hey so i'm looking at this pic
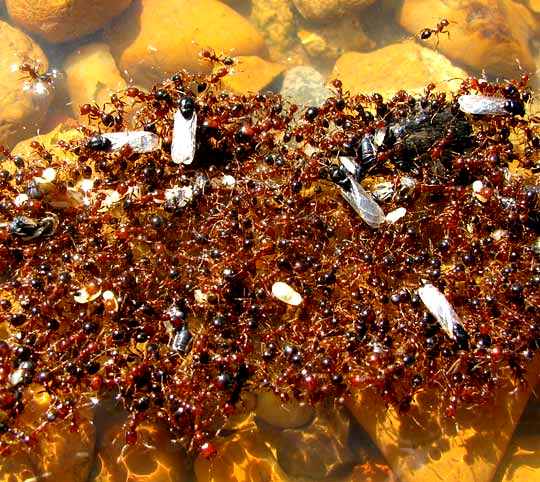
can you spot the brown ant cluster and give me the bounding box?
[0,56,538,458]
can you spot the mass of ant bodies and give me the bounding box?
[0,58,538,458]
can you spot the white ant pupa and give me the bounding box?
[272,281,303,306]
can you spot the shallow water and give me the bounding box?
[0,1,539,481]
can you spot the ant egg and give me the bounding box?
[102,290,118,312]
[272,281,303,306]
[194,289,209,304]
[14,193,29,207]
[385,207,407,223]
[73,281,102,304]
[8,369,25,387]
[220,175,236,187]
[35,167,56,184]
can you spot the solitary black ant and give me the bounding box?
[419,19,450,47]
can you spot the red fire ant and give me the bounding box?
[198,49,235,66]
[16,58,61,97]
[419,19,451,47]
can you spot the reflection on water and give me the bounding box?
[0,1,539,481]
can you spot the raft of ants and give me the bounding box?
[0,52,538,457]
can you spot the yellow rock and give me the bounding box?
[347,357,540,482]
[218,56,285,94]
[6,0,132,43]
[332,40,467,99]
[0,21,53,147]
[13,387,96,482]
[299,17,375,66]
[498,384,540,482]
[261,403,354,479]
[500,446,540,481]
[9,125,87,209]
[12,123,83,161]
[93,420,189,482]
[0,452,37,480]
[529,0,540,13]
[194,414,287,482]
[63,42,127,120]
[250,0,297,62]
[36,408,96,482]
[106,0,267,87]
[399,0,536,79]
[292,0,376,22]
[255,390,314,429]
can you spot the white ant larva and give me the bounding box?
[272,281,303,306]
[171,96,197,165]
[417,283,467,342]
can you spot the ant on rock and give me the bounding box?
[419,19,451,47]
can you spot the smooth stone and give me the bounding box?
[106,0,267,87]
[346,356,540,482]
[530,0,540,13]
[498,383,540,481]
[399,0,536,79]
[260,403,356,479]
[298,17,375,66]
[332,40,467,99]
[280,66,333,107]
[17,387,96,482]
[63,43,127,120]
[0,21,53,147]
[0,452,36,481]
[250,0,297,62]
[11,124,83,163]
[219,56,285,95]
[255,390,315,429]
[292,0,376,22]
[92,420,189,482]
[6,0,132,43]
[194,414,288,482]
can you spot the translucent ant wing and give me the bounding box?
[171,325,192,355]
[338,173,385,228]
[417,283,466,341]
[457,95,507,115]
[171,108,197,165]
[101,131,160,153]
